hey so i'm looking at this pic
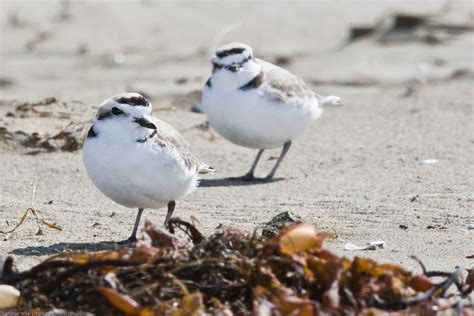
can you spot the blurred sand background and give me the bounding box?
[0,0,473,272]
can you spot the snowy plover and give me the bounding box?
[83,93,213,242]
[201,42,341,181]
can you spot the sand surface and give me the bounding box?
[0,0,473,273]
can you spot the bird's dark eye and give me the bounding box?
[111,107,122,115]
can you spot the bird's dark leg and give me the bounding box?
[264,141,292,181]
[164,201,175,228]
[241,149,264,181]
[120,208,144,244]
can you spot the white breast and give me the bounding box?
[202,83,321,149]
[83,134,198,209]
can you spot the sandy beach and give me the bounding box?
[0,0,473,273]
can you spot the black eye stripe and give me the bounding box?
[212,56,252,73]
[97,107,124,120]
[216,47,246,58]
[214,56,252,73]
[97,111,113,120]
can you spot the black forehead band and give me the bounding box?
[215,47,246,58]
[114,96,149,107]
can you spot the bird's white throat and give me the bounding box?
[211,59,262,91]
[93,116,152,142]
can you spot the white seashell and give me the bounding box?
[344,240,386,251]
[321,95,343,107]
[0,284,20,309]
[420,159,439,165]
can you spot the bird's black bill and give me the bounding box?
[134,116,156,129]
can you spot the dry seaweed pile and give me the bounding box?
[0,97,92,154]
[346,12,474,45]
[1,219,472,315]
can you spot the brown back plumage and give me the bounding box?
[257,59,319,105]
[149,117,201,171]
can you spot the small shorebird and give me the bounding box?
[201,42,341,181]
[83,93,213,242]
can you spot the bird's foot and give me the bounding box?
[228,174,280,182]
[240,173,258,181]
[263,175,275,182]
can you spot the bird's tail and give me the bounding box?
[198,164,215,174]
[317,94,343,107]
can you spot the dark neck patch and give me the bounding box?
[216,47,246,58]
[137,129,157,143]
[238,71,264,91]
[115,95,149,107]
[205,78,212,88]
[134,116,156,130]
[87,125,98,138]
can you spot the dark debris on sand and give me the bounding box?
[1,218,472,315]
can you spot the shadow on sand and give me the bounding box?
[199,177,286,187]
[10,240,122,257]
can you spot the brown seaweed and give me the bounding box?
[1,219,471,315]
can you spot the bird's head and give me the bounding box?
[211,42,254,73]
[208,42,261,90]
[91,93,156,140]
